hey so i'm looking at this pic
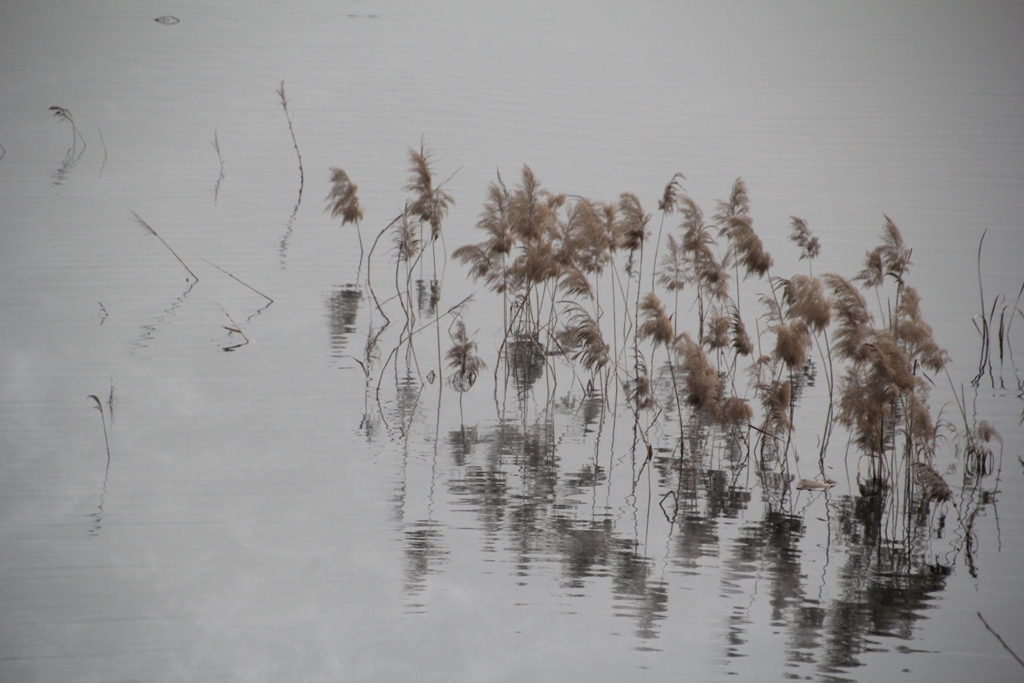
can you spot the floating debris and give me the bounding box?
[796,478,836,491]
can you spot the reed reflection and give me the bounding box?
[326,285,362,360]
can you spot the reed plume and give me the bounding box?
[717,396,753,426]
[892,286,949,373]
[626,361,657,412]
[656,233,687,294]
[788,217,820,266]
[823,274,872,362]
[562,197,611,278]
[446,319,485,422]
[678,193,729,340]
[759,378,793,439]
[674,332,720,413]
[392,209,421,264]
[558,265,593,300]
[447,319,485,392]
[453,176,514,292]
[651,172,685,290]
[614,192,650,262]
[730,306,753,356]
[782,275,832,334]
[561,303,610,373]
[405,144,455,241]
[704,312,731,353]
[326,167,365,271]
[771,321,811,370]
[855,216,912,293]
[720,215,773,280]
[637,293,674,347]
[713,177,750,221]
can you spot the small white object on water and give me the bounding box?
[796,478,836,491]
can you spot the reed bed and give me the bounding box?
[326,149,1001,536]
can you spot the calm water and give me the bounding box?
[1,2,1023,681]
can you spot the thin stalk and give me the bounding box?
[276,81,304,206]
[201,259,273,303]
[132,212,198,282]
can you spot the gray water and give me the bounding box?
[1,1,1023,681]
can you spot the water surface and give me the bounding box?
[1,2,1022,681]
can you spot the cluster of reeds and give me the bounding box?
[329,149,986,519]
[328,143,475,428]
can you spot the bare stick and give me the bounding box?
[201,259,273,303]
[276,81,304,205]
[97,127,107,177]
[216,302,251,346]
[212,128,225,202]
[87,395,111,474]
[131,211,198,282]
[978,612,1024,669]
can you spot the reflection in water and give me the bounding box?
[381,395,993,671]
[506,335,546,398]
[415,278,439,318]
[326,285,362,360]
[402,520,448,610]
[134,278,197,351]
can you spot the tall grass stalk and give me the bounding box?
[132,212,198,282]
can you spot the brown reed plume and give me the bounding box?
[782,275,832,334]
[392,209,421,264]
[677,193,729,342]
[717,396,753,426]
[560,303,610,374]
[453,174,514,296]
[637,293,674,348]
[446,319,486,421]
[447,319,485,389]
[326,167,365,270]
[822,274,872,362]
[651,172,685,290]
[615,192,650,267]
[855,216,913,320]
[729,306,753,357]
[771,321,812,370]
[758,377,793,445]
[788,217,821,268]
[405,143,455,242]
[720,215,773,281]
[673,332,720,413]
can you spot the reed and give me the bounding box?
[326,167,365,276]
[132,212,198,282]
[788,217,820,271]
[212,129,225,202]
[446,319,486,421]
[343,150,990,534]
[49,106,85,157]
[276,81,304,204]
[87,395,111,475]
[651,172,685,291]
